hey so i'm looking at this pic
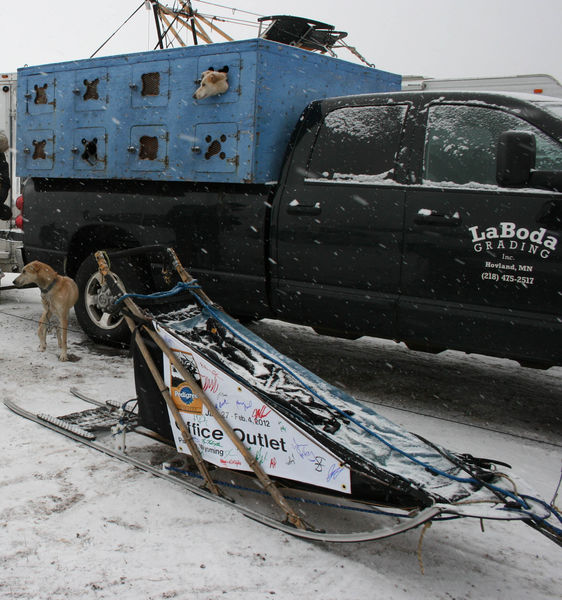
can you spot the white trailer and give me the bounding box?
[0,72,23,273]
[402,73,562,98]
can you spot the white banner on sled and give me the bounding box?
[156,325,351,494]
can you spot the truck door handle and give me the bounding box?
[415,208,461,226]
[287,201,321,215]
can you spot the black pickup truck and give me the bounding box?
[21,91,562,367]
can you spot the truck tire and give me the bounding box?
[74,254,149,346]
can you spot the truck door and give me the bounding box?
[400,101,562,363]
[273,102,410,338]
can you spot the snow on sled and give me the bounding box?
[7,247,561,545]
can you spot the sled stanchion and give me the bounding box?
[166,247,214,305]
[94,252,222,498]
[94,250,310,531]
[130,325,223,497]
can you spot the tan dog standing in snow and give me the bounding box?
[193,67,229,100]
[14,261,79,361]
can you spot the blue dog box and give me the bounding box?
[16,39,401,183]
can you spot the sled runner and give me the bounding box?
[5,247,561,545]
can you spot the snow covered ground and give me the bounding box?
[1,273,560,600]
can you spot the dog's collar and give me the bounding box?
[40,276,58,295]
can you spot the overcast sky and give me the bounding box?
[2,0,561,83]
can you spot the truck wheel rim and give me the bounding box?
[83,270,125,331]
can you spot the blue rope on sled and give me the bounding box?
[118,280,562,532]
[114,281,201,305]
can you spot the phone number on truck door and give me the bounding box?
[481,272,535,285]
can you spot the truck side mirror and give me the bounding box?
[496,130,536,187]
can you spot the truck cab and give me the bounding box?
[273,91,562,366]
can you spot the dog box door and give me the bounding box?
[22,129,54,170]
[131,61,170,108]
[73,68,109,112]
[25,74,56,115]
[72,127,106,171]
[192,123,239,174]
[128,125,169,172]
[195,53,241,104]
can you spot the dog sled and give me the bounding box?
[6,247,562,545]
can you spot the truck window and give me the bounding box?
[308,105,408,179]
[423,104,562,185]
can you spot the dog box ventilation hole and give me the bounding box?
[141,72,160,97]
[139,136,158,160]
